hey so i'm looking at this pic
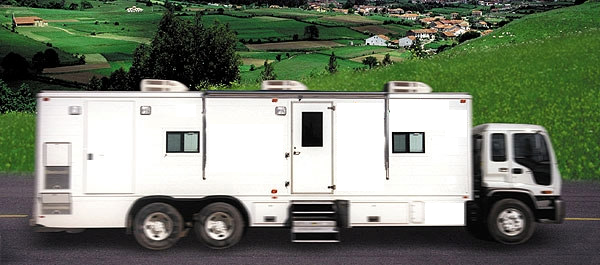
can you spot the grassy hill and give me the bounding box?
[243,2,600,180]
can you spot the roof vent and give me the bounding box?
[261,80,307,90]
[140,79,189,92]
[384,81,432,93]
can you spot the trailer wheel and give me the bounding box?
[194,202,244,249]
[487,199,535,245]
[133,202,183,250]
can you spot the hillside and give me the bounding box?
[283,2,599,180]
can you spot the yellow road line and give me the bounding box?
[565,217,600,221]
[0,214,28,218]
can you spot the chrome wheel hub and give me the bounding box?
[497,208,524,236]
[143,212,173,241]
[205,212,233,241]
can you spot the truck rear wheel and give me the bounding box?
[487,199,535,245]
[133,202,184,250]
[194,202,244,249]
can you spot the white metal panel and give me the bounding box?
[292,102,333,194]
[45,143,70,166]
[85,101,134,194]
[334,101,385,193]
[424,202,465,225]
[253,202,288,225]
[351,202,409,225]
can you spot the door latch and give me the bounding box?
[328,185,336,190]
[293,151,301,155]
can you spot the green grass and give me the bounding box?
[0,27,77,65]
[0,112,36,174]
[240,53,364,84]
[316,46,393,59]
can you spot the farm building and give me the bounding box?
[365,35,390,46]
[399,13,419,21]
[12,16,47,27]
[408,29,437,40]
[127,6,143,12]
[398,36,416,48]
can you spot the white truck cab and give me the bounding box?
[469,124,565,244]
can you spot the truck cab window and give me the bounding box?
[491,133,506,162]
[513,133,551,185]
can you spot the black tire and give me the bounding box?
[194,202,244,249]
[133,202,184,250]
[487,199,535,245]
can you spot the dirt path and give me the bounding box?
[43,62,111,74]
[91,33,151,44]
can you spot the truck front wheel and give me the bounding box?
[487,199,535,245]
[194,202,244,249]
[133,202,184,250]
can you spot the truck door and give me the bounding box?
[485,132,512,185]
[512,133,552,186]
[85,101,135,193]
[291,102,333,193]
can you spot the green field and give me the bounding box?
[0,112,35,174]
[0,27,77,64]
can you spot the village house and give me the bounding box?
[388,8,404,15]
[332,8,349,14]
[399,13,419,21]
[269,5,281,9]
[472,10,483,17]
[398,36,416,48]
[450,12,459,19]
[126,6,143,12]
[408,28,437,40]
[12,16,47,27]
[365,34,390,47]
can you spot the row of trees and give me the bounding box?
[1,49,62,80]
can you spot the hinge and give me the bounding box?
[327,106,336,111]
[328,185,336,190]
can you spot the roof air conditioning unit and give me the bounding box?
[261,80,307,91]
[140,79,189,92]
[384,81,432,93]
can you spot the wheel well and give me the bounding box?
[126,196,250,234]
[487,191,537,221]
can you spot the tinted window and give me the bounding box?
[392,132,425,153]
[491,133,506,162]
[514,133,551,185]
[302,112,323,147]
[167,132,199,153]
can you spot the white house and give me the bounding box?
[127,6,143,12]
[365,34,390,46]
[398,36,415,48]
[408,29,437,40]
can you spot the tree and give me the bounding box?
[87,76,102,91]
[128,11,241,90]
[68,2,78,10]
[0,81,35,113]
[32,51,46,73]
[304,25,319,40]
[43,48,60,67]
[458,31,481,43]
[260,60,276,81]
[327,52,338,73]
[382,53,392,66]
[1,52,29,80]
[409,38,427,59]
[80,0,93,9]
[109,67,129,90]
[293,34,299,41]
[276,54,282,62]
[362,56,378,69]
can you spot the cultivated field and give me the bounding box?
[245,40,344,51]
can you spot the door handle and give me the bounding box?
[293,151,301,155]
[512,168,523,174]
[499,168,508,172]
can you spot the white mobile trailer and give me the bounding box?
[32,81,564,250]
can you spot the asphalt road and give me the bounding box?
[1,176,599,265]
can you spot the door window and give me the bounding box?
[302,112,323,147]
[491,133,506,162]
[513,133,552,185]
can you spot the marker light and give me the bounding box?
[68,106,82,115]
[140,106,152,115]
[541,190,553,194]
[272,98,278,103]
[271,189,277,194]
[275,106,287,116]
[460,99,466,103]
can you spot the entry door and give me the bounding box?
[85,101,134,193]
[292,102,333,193]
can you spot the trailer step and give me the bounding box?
[290,200,340,243]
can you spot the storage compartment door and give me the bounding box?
[85,101,134,194]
